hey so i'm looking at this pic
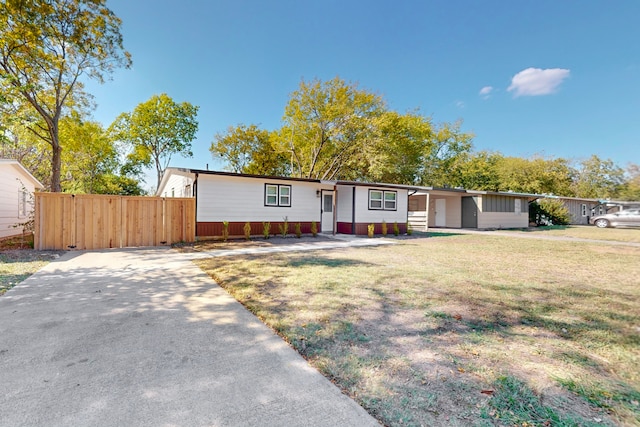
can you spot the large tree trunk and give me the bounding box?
[49,121,62,192]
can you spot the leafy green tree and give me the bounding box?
[0,0,131,191]
[572,155,624,199]
[421,120,474,187]
[494,155,574,195]
[281,76,385,180]
[450,151,503,191]
[359,110,431,185]
[110,93,199,190]
[211,124,288,175]
[616,163,640,201]
[59,113,143,194]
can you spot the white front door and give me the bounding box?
[435,199,446,227]
[321,191,334,233]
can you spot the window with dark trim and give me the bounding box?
[265,184,291,207]
[369,189,397,211]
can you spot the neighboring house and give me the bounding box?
[409,188,535,230]
[157,168,411,237]
[540,196,602,225]
[0,159,44,239]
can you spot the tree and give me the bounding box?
[110,94,199,190]
[420,120,474,187]
[572,155,624,199]
[616,163,640,201]
[452,151,503,191]
[360,110,432,185]
[0,0,131,191]
[281,77,385,180]
[211,124,288,175]
[494,155,574,195]
[59,112,143,194]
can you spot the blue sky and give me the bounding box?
[84,0,640,187]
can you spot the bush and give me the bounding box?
[381,221,387,236]
[221,221,229,242]
[295,222,302,238]
[393,221,399,236]
[530,199,570,226]
[310,221,318,237]
[262,222,271,239]
[406,222,413,236]
[367,223,375,238]
[279,216,289,238]
[243,222,251,240]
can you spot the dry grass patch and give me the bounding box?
[503,225,640,243]
[195,234,640,426]
[0,250,62,295]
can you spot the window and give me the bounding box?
[265,184,291,207]
[369,190,383,209]
[18,189,27,217]
[581,204,587,217]
[384,191,397,210]
[171,188,175,197]
[369,189,397,211]
[185,184,191,196]
[323,194,333,213]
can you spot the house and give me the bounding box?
[538,195,603,225]
[156,168,410,237]
[408,188,535,230]
[0,159,44,239]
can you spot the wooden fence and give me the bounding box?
[34,193,195,250]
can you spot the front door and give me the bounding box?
[461,196,478,228]
[435,199,446,227]
[321,191,334,233]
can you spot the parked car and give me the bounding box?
[590,209,640,228]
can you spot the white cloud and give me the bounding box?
[455,100,465,109]
[507,67,570,97]
[479,86,493,99]
[479,86,493,96]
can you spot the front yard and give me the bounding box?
[195,233,640,426]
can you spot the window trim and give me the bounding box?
[581,203,587,217]
[369,189,397,211]
[264,183,292,207]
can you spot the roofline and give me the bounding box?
[0,159,44,189]
[187,169,324,184]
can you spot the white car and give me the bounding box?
[590,208,640,228]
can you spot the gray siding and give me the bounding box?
[482,195,529,213]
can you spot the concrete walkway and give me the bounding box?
[0,248,379,427]
[180,234,396,259]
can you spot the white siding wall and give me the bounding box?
[197,174,332,222]
[353,186,408,224]
[161,174,194,198]
[0,166,37,239]
[477,212,528,229]
[336,185,354,223]
[427,197,462,228]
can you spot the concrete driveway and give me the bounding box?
[0,248,379,427]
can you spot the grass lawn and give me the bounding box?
[501,225,640,243]
[195,234,640,426]
[1,235,61,296]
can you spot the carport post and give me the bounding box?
[425,192,430,232]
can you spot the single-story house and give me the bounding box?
[0,159,44,239]
[538,195,602,225]
[157,168,411,237]
[408,188,536,230]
